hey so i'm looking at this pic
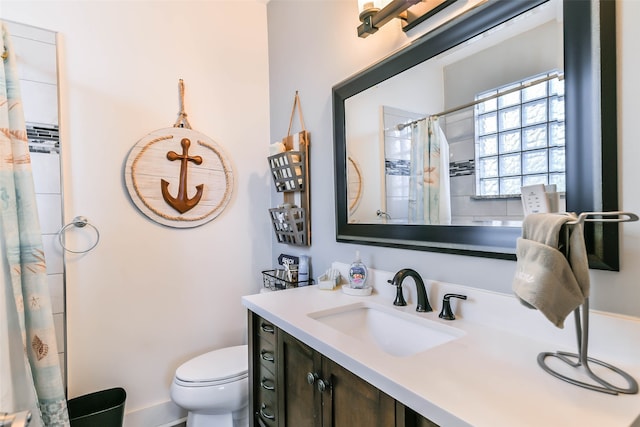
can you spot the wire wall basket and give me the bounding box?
[268,207,307,246]
[262,269,313,291]
[268,150,306,192]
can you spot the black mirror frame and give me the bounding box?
[333,0,619,270]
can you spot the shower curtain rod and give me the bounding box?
[396,72,563,130]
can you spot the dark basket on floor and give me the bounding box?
[68,387,126,427]
[262,269,313,291]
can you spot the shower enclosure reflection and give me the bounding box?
[346,0,564,225]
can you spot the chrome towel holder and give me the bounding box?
[537,211,639,395]
[57,216,100,254]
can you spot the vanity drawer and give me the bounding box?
[258,318,276,339]
[258,337,277,374]
[255,382,278,427]
[257,373,277,394]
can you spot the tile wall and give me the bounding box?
[380,104,534,225]
[382,105,425,221]
[444,108,526,224]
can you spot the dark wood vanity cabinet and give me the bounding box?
[279,330,397,427]
[319,352,397,426]
[278,330,322,426]
[248,311,438,427]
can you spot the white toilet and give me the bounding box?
[170,344,249,427]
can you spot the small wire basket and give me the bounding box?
[262,269,313,291]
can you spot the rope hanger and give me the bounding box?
[174,79,192,129]
[287,90,306,136]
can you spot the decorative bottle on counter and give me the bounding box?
[298,255,310,285]
[348,251,367,289]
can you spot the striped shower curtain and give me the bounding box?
[408,117,452,224]
[425,117,451,225]
[0,23,69,426]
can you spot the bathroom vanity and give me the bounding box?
[249,311,434,427]
[243,264,640,427]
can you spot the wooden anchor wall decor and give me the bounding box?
[161,137,204,213]
[124,80,234,228]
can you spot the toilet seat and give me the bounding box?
[175,345,248,387]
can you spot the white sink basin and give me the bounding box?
[308,302,464,357]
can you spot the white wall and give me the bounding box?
[267,0,640,319]
[443,20,562,109]
[1,0,272,423]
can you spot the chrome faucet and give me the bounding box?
[387,268,432,312]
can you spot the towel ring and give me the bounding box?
[57,216,100,254]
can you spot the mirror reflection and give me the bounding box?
[346,0,564,225]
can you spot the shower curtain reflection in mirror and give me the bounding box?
[425,117,451,224]
[383,106,451,224]
[0,23,69,426]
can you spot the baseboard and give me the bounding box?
[123,399,186,427]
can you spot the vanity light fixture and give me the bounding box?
[357,0,458,38]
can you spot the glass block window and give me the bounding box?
[475,72,565,196]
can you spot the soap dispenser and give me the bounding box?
[348,251,368,289]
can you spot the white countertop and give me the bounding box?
[243,263,640,427]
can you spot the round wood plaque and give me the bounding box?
[124,127,234,228]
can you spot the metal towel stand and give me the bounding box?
[537,211,639,395]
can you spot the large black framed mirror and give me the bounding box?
[333,0,619,270]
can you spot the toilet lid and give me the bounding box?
[175,344,248,384]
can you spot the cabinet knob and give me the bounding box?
[306,372,318,385]
[317,378,331,393]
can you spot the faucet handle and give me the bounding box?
[438,293,467,320]
[387,279,407,306]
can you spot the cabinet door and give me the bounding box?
[278,331,322,427]
[321,357,396,427]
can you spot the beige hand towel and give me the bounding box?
[512,213,590,328]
